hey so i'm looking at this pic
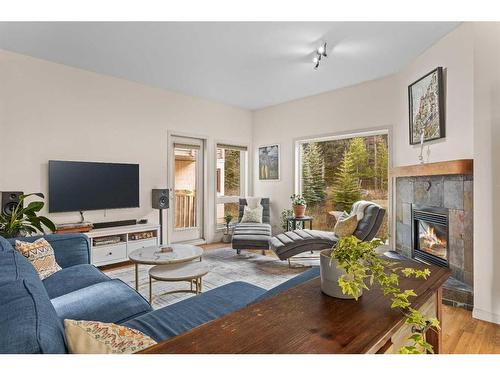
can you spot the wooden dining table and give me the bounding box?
[140,257,450,354]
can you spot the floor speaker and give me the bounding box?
[152,189,169,209]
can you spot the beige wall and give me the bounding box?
[393,23,474,166]
[472,22,500,324]
[0,49,253,243]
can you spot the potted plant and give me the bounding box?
[0,193,56,238]
[322,235,440,354]
[290,194,307,218]
[222,213,234,243]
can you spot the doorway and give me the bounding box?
[168,135,205,244]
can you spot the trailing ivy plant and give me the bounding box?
[330,236,440,354]
[0,193,56,238]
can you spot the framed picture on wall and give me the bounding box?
[258,144,280,181]
[408,67,445,145]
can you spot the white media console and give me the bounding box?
[84,223,160,267]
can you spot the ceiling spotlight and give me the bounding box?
[313,56,320,69]
[312,42,328,70]
[317,42,327,57]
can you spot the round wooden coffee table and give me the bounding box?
[128,244,203,292]
[148,262,210,302]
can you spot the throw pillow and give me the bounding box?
[15,238,62,280]
[245,196,262,209]
[241,205,263,223]
[64,319,157,354]
[333,212,358,238]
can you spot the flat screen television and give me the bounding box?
[48,160,139,213]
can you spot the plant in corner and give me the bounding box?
[0,193,56,238]
[221,213,234,243]
[290,194,307,218]
[324,236,440,354]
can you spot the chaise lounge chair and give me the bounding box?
[269,201,385,261]
[232,198,271,255]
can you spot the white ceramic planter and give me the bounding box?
[320,249,361,299]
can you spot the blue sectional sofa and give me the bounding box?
[0,233,319,353]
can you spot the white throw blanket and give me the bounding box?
[351,200,378,221]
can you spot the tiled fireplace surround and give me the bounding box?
[395,173,473,309]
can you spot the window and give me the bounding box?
[216,143,248,229]
[295,132,389,237]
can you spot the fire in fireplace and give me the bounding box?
[412,205,449,268]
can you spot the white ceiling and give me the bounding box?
[0,22,459,110]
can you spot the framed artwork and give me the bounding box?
[258,144,280,181]
[408,67,445,145]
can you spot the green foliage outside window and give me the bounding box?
[332,149,362,211]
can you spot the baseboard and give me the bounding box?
[472,307,500,324]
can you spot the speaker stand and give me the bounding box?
[158,208,164,245]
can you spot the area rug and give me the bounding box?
[104,247,319,310]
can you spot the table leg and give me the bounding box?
[199,277,203,293]
[310,220,313,230]
[135,263,139,291]
[190,279,193,292]
[149,276,152,304]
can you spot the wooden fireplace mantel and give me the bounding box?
[390,159,473,178]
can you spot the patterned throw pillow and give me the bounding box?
[241,205,263,223]
[64,319,157,354]
[333,212,358,238]
[15,238,62,280]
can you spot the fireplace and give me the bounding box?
[412,205,449,268]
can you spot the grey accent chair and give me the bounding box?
[231,198,271,255]
[270,202,386,261]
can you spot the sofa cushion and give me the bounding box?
[0,235,14,252]
[8,234,90,268]
[0,279,67,353]
[254,267,320,302]
[51,279,152,324]
[0,249,41,286]
[15,238,62,280]
[124,281,265,342]
[43,264,111,299]
[64,319,156,354]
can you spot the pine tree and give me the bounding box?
[301,143,326,206]
[347,137,372,186]
[332,150,362,211]
[374,138,388,192]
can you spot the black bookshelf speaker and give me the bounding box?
[1,191,23,215]
[152,189,169,209]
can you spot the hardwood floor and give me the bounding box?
[442,305,500,353]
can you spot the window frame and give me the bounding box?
[214,142,249,231]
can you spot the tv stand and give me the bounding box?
[85,223,160,267]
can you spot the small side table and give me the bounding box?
[286,216,314,231]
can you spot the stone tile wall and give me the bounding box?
[395,175,473,286]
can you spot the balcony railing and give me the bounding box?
[175,189,196,229]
